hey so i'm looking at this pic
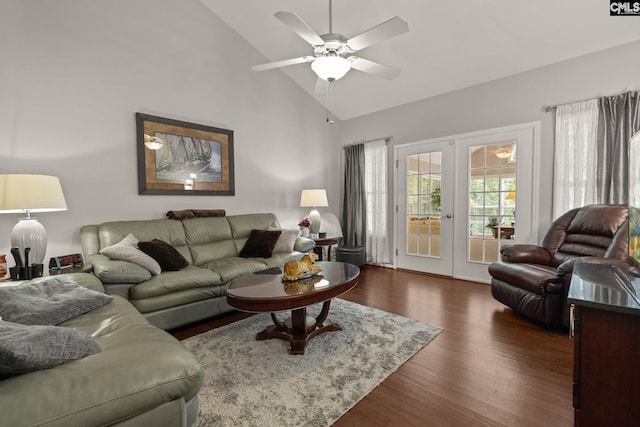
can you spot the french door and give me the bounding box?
[396,140,455,276]
[395,123,539,282]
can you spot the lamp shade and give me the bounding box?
[0,174,67,266]
[300,189,328,208]
[311,56,351,81]
[0,174,68,213]
[300,189,328,235]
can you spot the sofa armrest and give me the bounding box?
[87,254,151,284]
[27,272,106,293]
[294,236,316,253]
[500,244,552,265]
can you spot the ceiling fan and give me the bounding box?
[251,0,409,85]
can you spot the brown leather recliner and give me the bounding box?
[489,204,629,328]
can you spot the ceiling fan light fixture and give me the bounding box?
[311,56,351,81]
[495,148,512,159]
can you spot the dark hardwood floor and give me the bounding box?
[171,265,574,427]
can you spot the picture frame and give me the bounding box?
[136,113,234,196]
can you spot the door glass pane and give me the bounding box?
[406,151,442,257]
[468,141,517,263]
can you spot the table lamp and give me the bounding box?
[300,189,328,236]
[0,174,68,265]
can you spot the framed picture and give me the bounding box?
[136,113,234,196]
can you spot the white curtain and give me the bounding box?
[364,140,390,264]
[553,99,599,219]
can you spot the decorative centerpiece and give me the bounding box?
[282,253,323,282]
[298,217,311,237]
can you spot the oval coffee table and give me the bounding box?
[225,261,360,355]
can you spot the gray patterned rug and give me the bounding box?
[182,298,442,426]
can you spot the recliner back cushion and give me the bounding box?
[550,204,628,267]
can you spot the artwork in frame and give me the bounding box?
[136,113,234,196]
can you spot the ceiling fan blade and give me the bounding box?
[251,56,315,72]
[346,16,409,52]
[275,11,325,46]
[349,57,400,80]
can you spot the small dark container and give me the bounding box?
[9,263,44,280]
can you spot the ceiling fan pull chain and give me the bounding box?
[326,82,334,125]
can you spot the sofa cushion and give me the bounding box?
[0,276,113,325]
[182,216,233,245]
[239,229,281,258]
[90,254,153,284]
[200,257,268,282]
[100,233,162,275]
[227,213,281,253]
[138,239,189,271]
[0,320,101,379]
[129,265,222,300]
[271,229,300,253]
[130,286,224,314]
[99,219,188,248]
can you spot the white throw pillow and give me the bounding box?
[99,233,161,275]
[271,229,300,253]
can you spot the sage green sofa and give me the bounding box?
[0,273,203,427]
[80,213,314,330]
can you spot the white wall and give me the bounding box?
[0,0,342,263]
[341,40,640,246]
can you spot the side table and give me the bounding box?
[313,237,341,261]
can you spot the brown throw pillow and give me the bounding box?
[138,239,189,271]
[239,229,281,258]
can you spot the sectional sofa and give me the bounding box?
[81,213,315,330]
[0,273,203,427]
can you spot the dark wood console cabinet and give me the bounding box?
[569,262,640,427]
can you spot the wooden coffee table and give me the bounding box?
[225,261,359,355]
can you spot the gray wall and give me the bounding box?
[0,0,342,261]
[1,0,639,270]
[341,40,640,248]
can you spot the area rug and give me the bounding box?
[182,299,442,426]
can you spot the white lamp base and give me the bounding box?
[11,217,47,265]
[308,208,322,235]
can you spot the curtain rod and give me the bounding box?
[343,136,392,148]
[542,89,638,113]
[542,96,595,113]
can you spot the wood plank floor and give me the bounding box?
[171,265,574,427]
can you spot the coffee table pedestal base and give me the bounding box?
[256,300,340,355]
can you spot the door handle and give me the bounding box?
[446,214,452,218]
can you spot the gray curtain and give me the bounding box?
[342,144,366,247]
[597,91,640,204]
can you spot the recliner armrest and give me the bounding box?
[558,256,633,277]
[500,244,552,265]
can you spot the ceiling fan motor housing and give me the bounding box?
[314,33,353,57]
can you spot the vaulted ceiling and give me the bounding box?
[201,0,640,120]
